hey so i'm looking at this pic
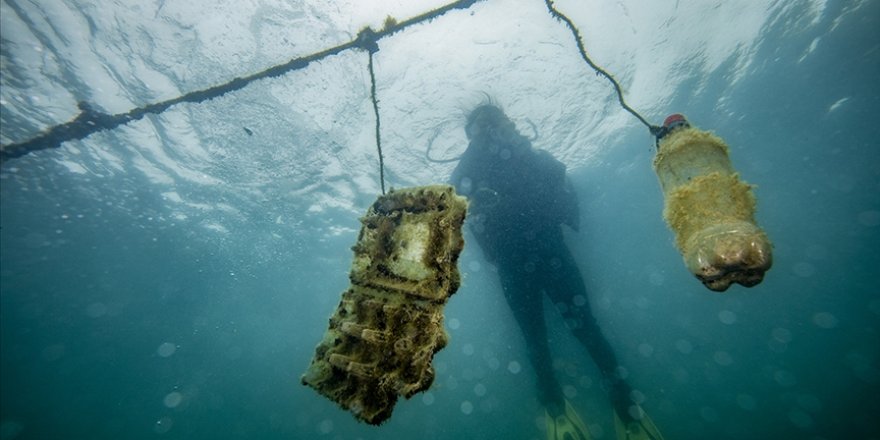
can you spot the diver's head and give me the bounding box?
[465,104,516,141]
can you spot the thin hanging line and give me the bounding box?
[425,126,463,163]
[367,48,386,195]
[0,0,482,165]
[543,0,660,134]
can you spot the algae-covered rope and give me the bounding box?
[0,0,481,165]
[543,0,661,135]
[360,28,386,196]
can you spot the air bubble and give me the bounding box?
[857,210,880,227]
[459,177,473,194]
[788,409,813,429]
[507,361,522,374]
[157,342,177,357]
[226,346,242,360]
[41,344,65,362]
[578,376,593,388]
[628,405,646,420]
[675,339,693,354]
[317,419,333,434]
[673,368,690,384]
[462,343,474,356]
[86,302,107,318]
[460,401,474,415]
[768,328,791,353]
[771,328,792,343]
[792,262,815,278]
[774,369,797,387]
[154,417,173,434]
[718,310,737,325]
[163,392,183,408]
[422,392,435,406]
[486,357,500,370]
[699,406,719,422]
[713,351,733,366]
[736,394,757,411]
[473,383,487,397]
[812,312,838,329]
[796,394,822,413]
[0,420,23,438]
[629,389,646,404]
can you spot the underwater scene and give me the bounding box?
[1,1,878,439]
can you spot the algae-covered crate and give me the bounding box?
[301,185,468,425]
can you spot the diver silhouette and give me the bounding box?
[450,104,663,440]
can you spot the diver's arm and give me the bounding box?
[534,150,580,231]
[449,149,498,263]
[467,219,498,263]
[449,147,475,195]
[561,176,580,232]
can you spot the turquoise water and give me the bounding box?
[1,1,878,439]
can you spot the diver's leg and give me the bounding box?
[544,247,636,420]
[496,261,563,409]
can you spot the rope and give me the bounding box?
[543,0,661,135]
[0,0,481,165]
[425,124,463,163]
[362,29,386,195]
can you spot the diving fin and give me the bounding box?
[613,407,665,440]
[546,399,592,440]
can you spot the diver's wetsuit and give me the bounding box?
[450,105,633,417]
